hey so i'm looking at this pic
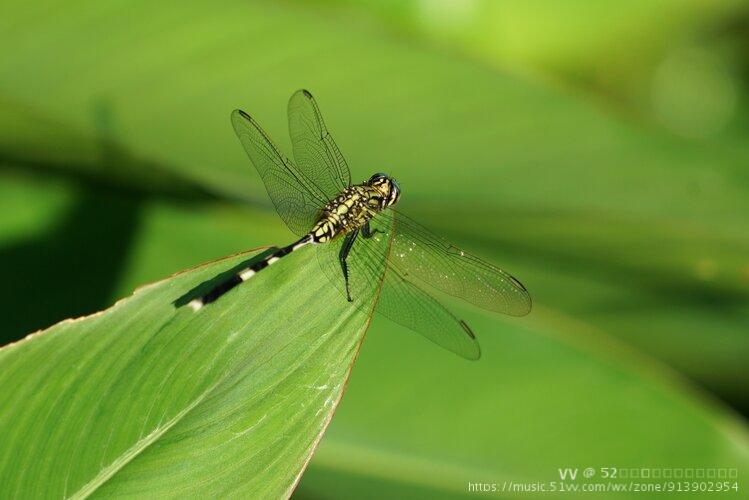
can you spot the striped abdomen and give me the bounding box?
[189,235,312,310]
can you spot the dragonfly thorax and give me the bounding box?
[310,177,397,243]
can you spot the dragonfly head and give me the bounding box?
[367,173,401,208]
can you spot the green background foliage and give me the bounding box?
[1,0,748,498]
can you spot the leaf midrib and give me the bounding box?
[68,380,217,499]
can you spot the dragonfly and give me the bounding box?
[189,90,531,360]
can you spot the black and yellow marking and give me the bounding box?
[189,235,312,310]
[309,185,382,243]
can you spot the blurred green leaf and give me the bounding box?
[297,310,749,499]
[327,0,749,138]
[0,247,375,498]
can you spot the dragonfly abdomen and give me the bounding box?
[189,235,312,310]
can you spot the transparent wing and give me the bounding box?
[231,109,329,236]
[288,89,351,198]
[377,268,481,360]
[382,210,532,316]
[315,215,480,360]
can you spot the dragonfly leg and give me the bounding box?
[361,221,383,239]
[339,229,359,301]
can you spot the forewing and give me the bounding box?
[288,89,351,198]
[383,210,532,316]
[231,109,328,236]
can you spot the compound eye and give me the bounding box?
[369,172,388,183]
[389,186,400,206]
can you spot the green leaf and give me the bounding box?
[0,247,375,498]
